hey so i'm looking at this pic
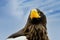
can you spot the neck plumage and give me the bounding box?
[23,24,49,40]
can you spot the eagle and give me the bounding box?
[7,8,49,40]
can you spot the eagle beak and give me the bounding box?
[30,9,41,19]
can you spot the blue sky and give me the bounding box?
[0,0,60,40]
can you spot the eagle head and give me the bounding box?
[28,9,47,27]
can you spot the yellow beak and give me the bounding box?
[30,9,41,19]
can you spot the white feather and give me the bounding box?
[7,36,28,40]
